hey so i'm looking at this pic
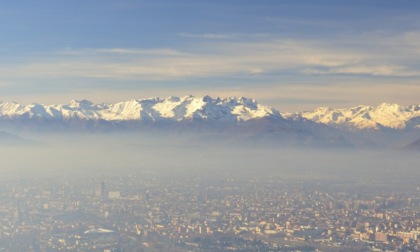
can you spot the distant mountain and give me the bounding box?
[0,96,418,148]
[2,97,418,130]
[403,138,420,151]
[0,96,282,123]
[294,103,420,130]
[0,131,37,146]
[0,96,351,147]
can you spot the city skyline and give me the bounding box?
[1,1,420,111]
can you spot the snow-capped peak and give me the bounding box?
[0,96,282,123]
[0,98,418,131]
[298,103,420,130]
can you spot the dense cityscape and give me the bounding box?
[0,171,419,252]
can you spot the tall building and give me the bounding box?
[96,181,107,200]
[199,177,208,203]
[14,201,23,223]
[145,190,150,201]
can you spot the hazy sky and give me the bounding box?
[1,0,420,111]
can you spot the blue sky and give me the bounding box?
[1,0,420,111]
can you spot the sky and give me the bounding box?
[1,0,420,111]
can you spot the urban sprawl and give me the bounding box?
[0,173,419,251]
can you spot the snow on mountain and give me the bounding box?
[0,101,51,119]
[0,96,283,123]
[297,103,420,130]
[1,97,418,132]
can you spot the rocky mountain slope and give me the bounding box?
[1,96,418,131]
[0,96,418,148]
[0,95,282,123]
[293,103,420,130]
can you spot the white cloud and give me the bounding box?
[3,30,420,82]
[1,30,420,111]
[59,48,188,56]
[177,33,239,39]
[0,42,369,80]
[304,65,418,77]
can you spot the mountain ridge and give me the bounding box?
[0,95,282,123]
[1,96,419,149]
[295,103,420,130]
[0,96,419,131]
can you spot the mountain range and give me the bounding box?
[294,103,420,131]
[0,96,280,123]
[0,96,418,149]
